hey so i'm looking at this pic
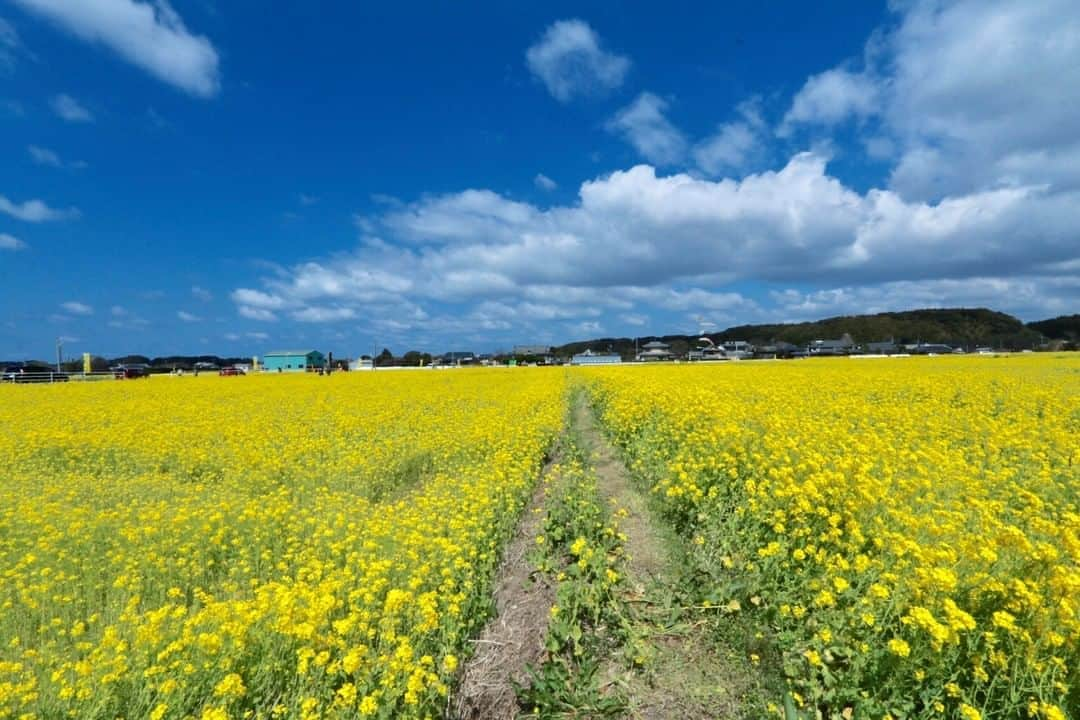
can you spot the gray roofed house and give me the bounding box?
[808,334,855,356]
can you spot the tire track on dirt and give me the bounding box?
[451,452,558,720]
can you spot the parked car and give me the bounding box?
[112,363,152,379]
[218,366,242,376]
[2,362,69,383]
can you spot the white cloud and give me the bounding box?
[27,144,76,168]
[620,313,647,326]
[694,99,768,175]
[782,0,1080,201]
[28,145,61,166]
[233,150,1080,337]
[534,173,558,191]
[770,276,1080,324]
[107,305,149,328]
[191,285,212,301]
[246,331,269,340]
[780,68,880,134]
[61,300,92,315]
[695,123,757,175]
[607,92,688,166]
[291,306,357,323]
[11,0,220,97]
[177,310,200,322]
[525,19,629,102]
[238,306,277,322]
[50,93,92,122]
[1,16,23,71]
[0,232,25,250]
[231,288,285,309]
[0,194,79,222]
[382,189,539,246]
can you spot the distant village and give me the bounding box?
[6,308,1075,380]
[174,336,1024,376]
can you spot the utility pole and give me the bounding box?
[55,337,63,372]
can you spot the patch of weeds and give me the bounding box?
[515,438,628,718]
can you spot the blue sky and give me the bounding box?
[2,1,1078,359]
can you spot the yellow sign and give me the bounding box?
[83,352,91,374]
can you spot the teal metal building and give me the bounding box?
[262,350,326,373]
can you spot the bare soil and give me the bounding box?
[450,460,555,720]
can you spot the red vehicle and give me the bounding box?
[219,366,241,376]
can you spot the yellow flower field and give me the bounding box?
[585,355,1079,719]
[0,371,564,719]
[2,356,1077,719]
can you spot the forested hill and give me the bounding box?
[714,308,1039,347]
[555,308,1065,358]
[1026,314,1080,342]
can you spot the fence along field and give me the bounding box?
[585,355,1078,720]
[0,372,564,719]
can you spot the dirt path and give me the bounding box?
[572,397,666,589]
[451,455,556,720]
[454,392,755,719]
[573,392,753,720]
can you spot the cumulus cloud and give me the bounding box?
[782,0,1080,201]
[177,310,200,322]
[231,149,1080,338]
[606,92,688,166]
[11,0,220,97]
[61,300,92,315]
[779,68,880,134]
[0,194,79,221]
[526,19,629,102]
[50,93,92,122]
[0,232,25,250]
[694,98,768,175]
